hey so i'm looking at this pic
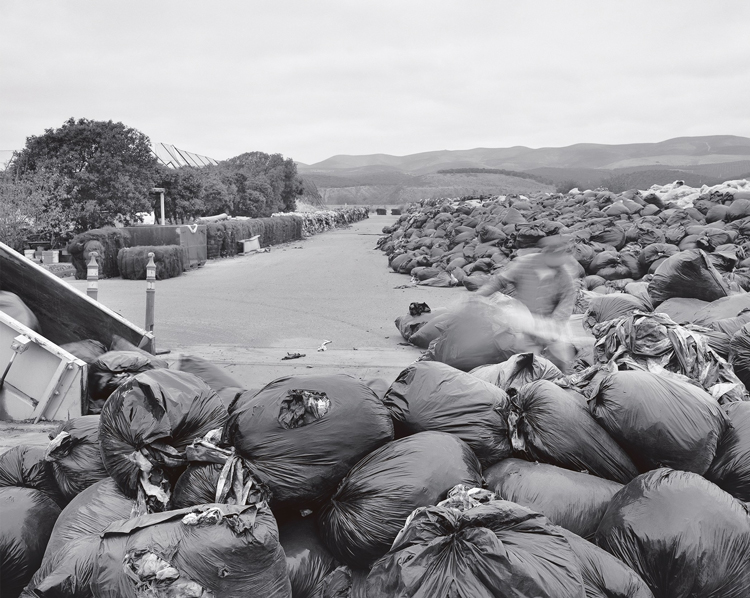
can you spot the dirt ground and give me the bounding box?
[3,215,470,450]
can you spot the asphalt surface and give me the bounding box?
[66,215,464,390]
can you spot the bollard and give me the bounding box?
[145,252,156,336]
[86,252,99,300]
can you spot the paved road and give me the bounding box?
[67,215,463,391]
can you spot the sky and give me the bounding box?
[1,0,749,165]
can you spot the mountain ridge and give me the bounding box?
[299,135,750,175]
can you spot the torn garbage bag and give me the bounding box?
[317,431,483,568]
[508,380,638,483]
[45,415,108,501]
[98,369,228,511]
[596,468,750,598]
[90,503,291,598]
[365,488,587,598]
[706,401,750,502]
[383,362,511,468]
[470,352,562,391]
[223,374,393,508]
[0,487,61,598]
[484,458,622,540]
[589,371,728,475]
[582,311,746,404]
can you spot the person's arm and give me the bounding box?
[477,263,517,297]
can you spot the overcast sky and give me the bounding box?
[1,0,749,165]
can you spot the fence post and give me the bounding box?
[86,252,99,301]
[145,252,156,338]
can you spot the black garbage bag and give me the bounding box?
[365,489,587,598]
[589,371,728,475]
[706,308,750,336]
[20,534,99,598]
[596,468,750,598]
[317,431,483,568]
[43,478,137,563]
[59,339,107,364]
[647,249,728,306]
[90,503,291,598]
[470,352,562,392]
[0,445,64,507]
[638,242,678,272]
[383,362,511,468]
[651,297,707,323]
[422,296,532,372]
[692,292,750,326]
[279,516,338,598]
[394,308,448,344]
[223,374,393,508]
[584,293,650,329]
[407,310,452,349]
[87,351,157,413]
[485,458,622,540]
[0,291,40,333]
[589,251,640,281]
[0,487,61,598]
[168,353,245,408]
[706,402,750,502]
[508,381,639,483]
[559,529,654,598]
[99,369,228,511]
[45,415,108,501]
[730,322,750,388]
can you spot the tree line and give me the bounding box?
[0,118,308,250]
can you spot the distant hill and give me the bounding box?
[299,135,750,204]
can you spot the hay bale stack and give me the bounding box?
[117,245,186,280]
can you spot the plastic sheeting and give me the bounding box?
[383,362,511,468]
[589,371,728,475]
[223,374,393,509]
[0,445,64,507]
[508,380,639,483]
[596,469,750,598]
[485,458,622,540]
[317,431,483,568]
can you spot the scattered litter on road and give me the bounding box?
[282,352,306,360]
[317,340,332,352]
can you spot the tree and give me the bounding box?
[155,165,206,223]
[11,118,159,231]
[0,167,70,251]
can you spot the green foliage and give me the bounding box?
[436,168,552,185]
[118,245,186,280]
[67,227,131,279]
[10,118,160,231]
[205,216,303,258]
[153,151,304,221]
[0,167,70,251]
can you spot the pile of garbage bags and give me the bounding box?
[5,181,750,597]
[377,179,750,295]
[272,206,370,237]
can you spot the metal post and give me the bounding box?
[145,252,156,337]
[160,191,165,226]
[86,252,99,301]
